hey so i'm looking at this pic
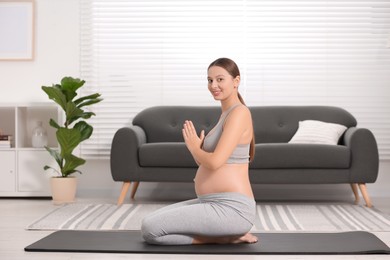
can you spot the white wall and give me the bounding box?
[0,0,80,103]
[0,0,388,202]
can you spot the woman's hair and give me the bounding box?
[208,57,255,162]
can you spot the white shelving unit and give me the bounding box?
[0,103,62,196]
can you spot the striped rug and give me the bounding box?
[27,203,390,232]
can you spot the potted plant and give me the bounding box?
[42,76,102,204]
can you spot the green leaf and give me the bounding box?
[44,146,62,168]
[61,77,85,91]
[61,154,86,177]
[57,128,81,156]
[74,93,102,106]
[61,77,85,102]
[77,98,103,109]
[42,86,67,111]
[74,121,93,142]
[65,102,84,126]
[49,118,61,129]
[43,165,61,176]
[79,111,95,120]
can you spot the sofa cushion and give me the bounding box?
[250,143,351,169]
[289,120,347,145]
[139,143,197,167]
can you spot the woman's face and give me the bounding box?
[207,66,240,101]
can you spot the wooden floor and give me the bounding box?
[1,196,389,260]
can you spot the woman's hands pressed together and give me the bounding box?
[182,120,205,152]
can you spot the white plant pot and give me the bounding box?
[50,176,77,205]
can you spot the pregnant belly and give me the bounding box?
[194,164,251,196]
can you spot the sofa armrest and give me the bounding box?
[110,125,147,182]
[342,127,379,183]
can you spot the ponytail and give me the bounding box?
[237,92,246,106]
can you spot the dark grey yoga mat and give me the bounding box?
[25,230,390,255]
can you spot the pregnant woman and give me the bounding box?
[141,57,257,245]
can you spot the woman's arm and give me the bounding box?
[182,106,252,170]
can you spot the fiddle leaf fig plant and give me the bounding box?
[42,77,103,177]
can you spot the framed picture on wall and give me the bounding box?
[0,0,34,60]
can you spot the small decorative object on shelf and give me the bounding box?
[0,133,12,148]
[31,121,48,148]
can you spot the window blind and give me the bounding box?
[80,0,390,160]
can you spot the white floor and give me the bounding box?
[1,196,389,260]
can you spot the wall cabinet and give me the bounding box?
[0,103,61,196]
[0,151,15,192]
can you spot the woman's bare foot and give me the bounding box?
[231,233,258,244]
[193,233,258,244]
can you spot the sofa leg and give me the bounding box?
[350,183,360,204]
[131,182,140,199]
[117,182,131,206]
[358,183,373,208]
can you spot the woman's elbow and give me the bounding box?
[203,159,225,170]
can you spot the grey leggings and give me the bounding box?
[141,192,256,245]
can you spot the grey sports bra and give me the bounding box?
[202,104,250,164]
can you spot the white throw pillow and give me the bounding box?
[289,120,347,145]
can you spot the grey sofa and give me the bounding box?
[110,106,379,206]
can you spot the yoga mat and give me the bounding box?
[25,230,390,255]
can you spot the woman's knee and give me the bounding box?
[227,219,254,236]
[141,216,160,244]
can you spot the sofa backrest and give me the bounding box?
[133,106,221,142]
[250,106,357,143]
[133,106,357,143]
